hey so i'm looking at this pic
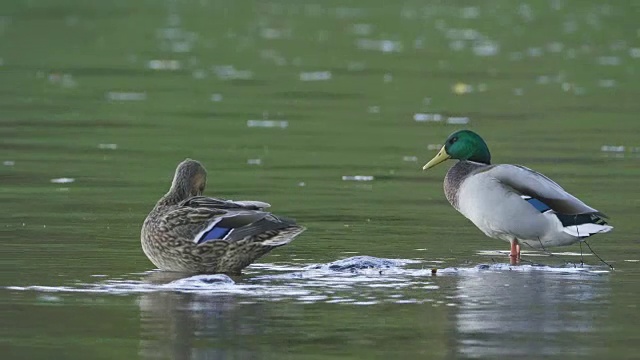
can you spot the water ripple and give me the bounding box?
[4,256,609,305]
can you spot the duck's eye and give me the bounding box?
[449,137,458,145]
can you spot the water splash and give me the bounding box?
[4,256,610,306]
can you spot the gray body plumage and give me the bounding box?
[442,160,612,249]
[444,160,486,211]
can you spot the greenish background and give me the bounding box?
[1,0,639,359]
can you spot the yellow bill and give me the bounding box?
[422,146,450,170]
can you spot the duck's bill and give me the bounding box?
[422,146,450,170]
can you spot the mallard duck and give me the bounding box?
[422,130,612,264]
[141,159,306,274]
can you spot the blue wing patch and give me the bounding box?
[197,226,232,244]
[522,196,551,213]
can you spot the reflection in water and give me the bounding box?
[138,272,263,360]
[453,270,608,358]
[3,259,614,359]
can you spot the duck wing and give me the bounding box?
[164,201,295,245]
[179,196,271,210]
[485,164,605,216]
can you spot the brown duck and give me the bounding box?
[141,159,306,274]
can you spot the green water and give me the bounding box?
[2,0,640,359]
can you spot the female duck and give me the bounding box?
[141,159,305,274]
[422,130,612,263]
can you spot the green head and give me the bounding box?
[422,130,491,170]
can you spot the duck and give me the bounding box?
[141,159,306,274]
[422,130,612,264]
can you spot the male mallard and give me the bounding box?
[141,159,306,274]
[422,130,612,263]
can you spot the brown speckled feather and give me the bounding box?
[141,159,306,275]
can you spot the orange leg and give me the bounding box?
[510,240,521,265]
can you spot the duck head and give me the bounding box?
[423,130,492,170]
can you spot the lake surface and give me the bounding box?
[1,1,640,359]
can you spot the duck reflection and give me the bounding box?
[137,271,265,360]
[452,268,609,358]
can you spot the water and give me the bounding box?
[3,257,622,359]
[1,0,640,359]
[2,257,629,359]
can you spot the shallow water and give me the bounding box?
[2,0,640,359]
[3,256,637,359]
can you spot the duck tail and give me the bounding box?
[558,213,613,238]
[260,225,306,246]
